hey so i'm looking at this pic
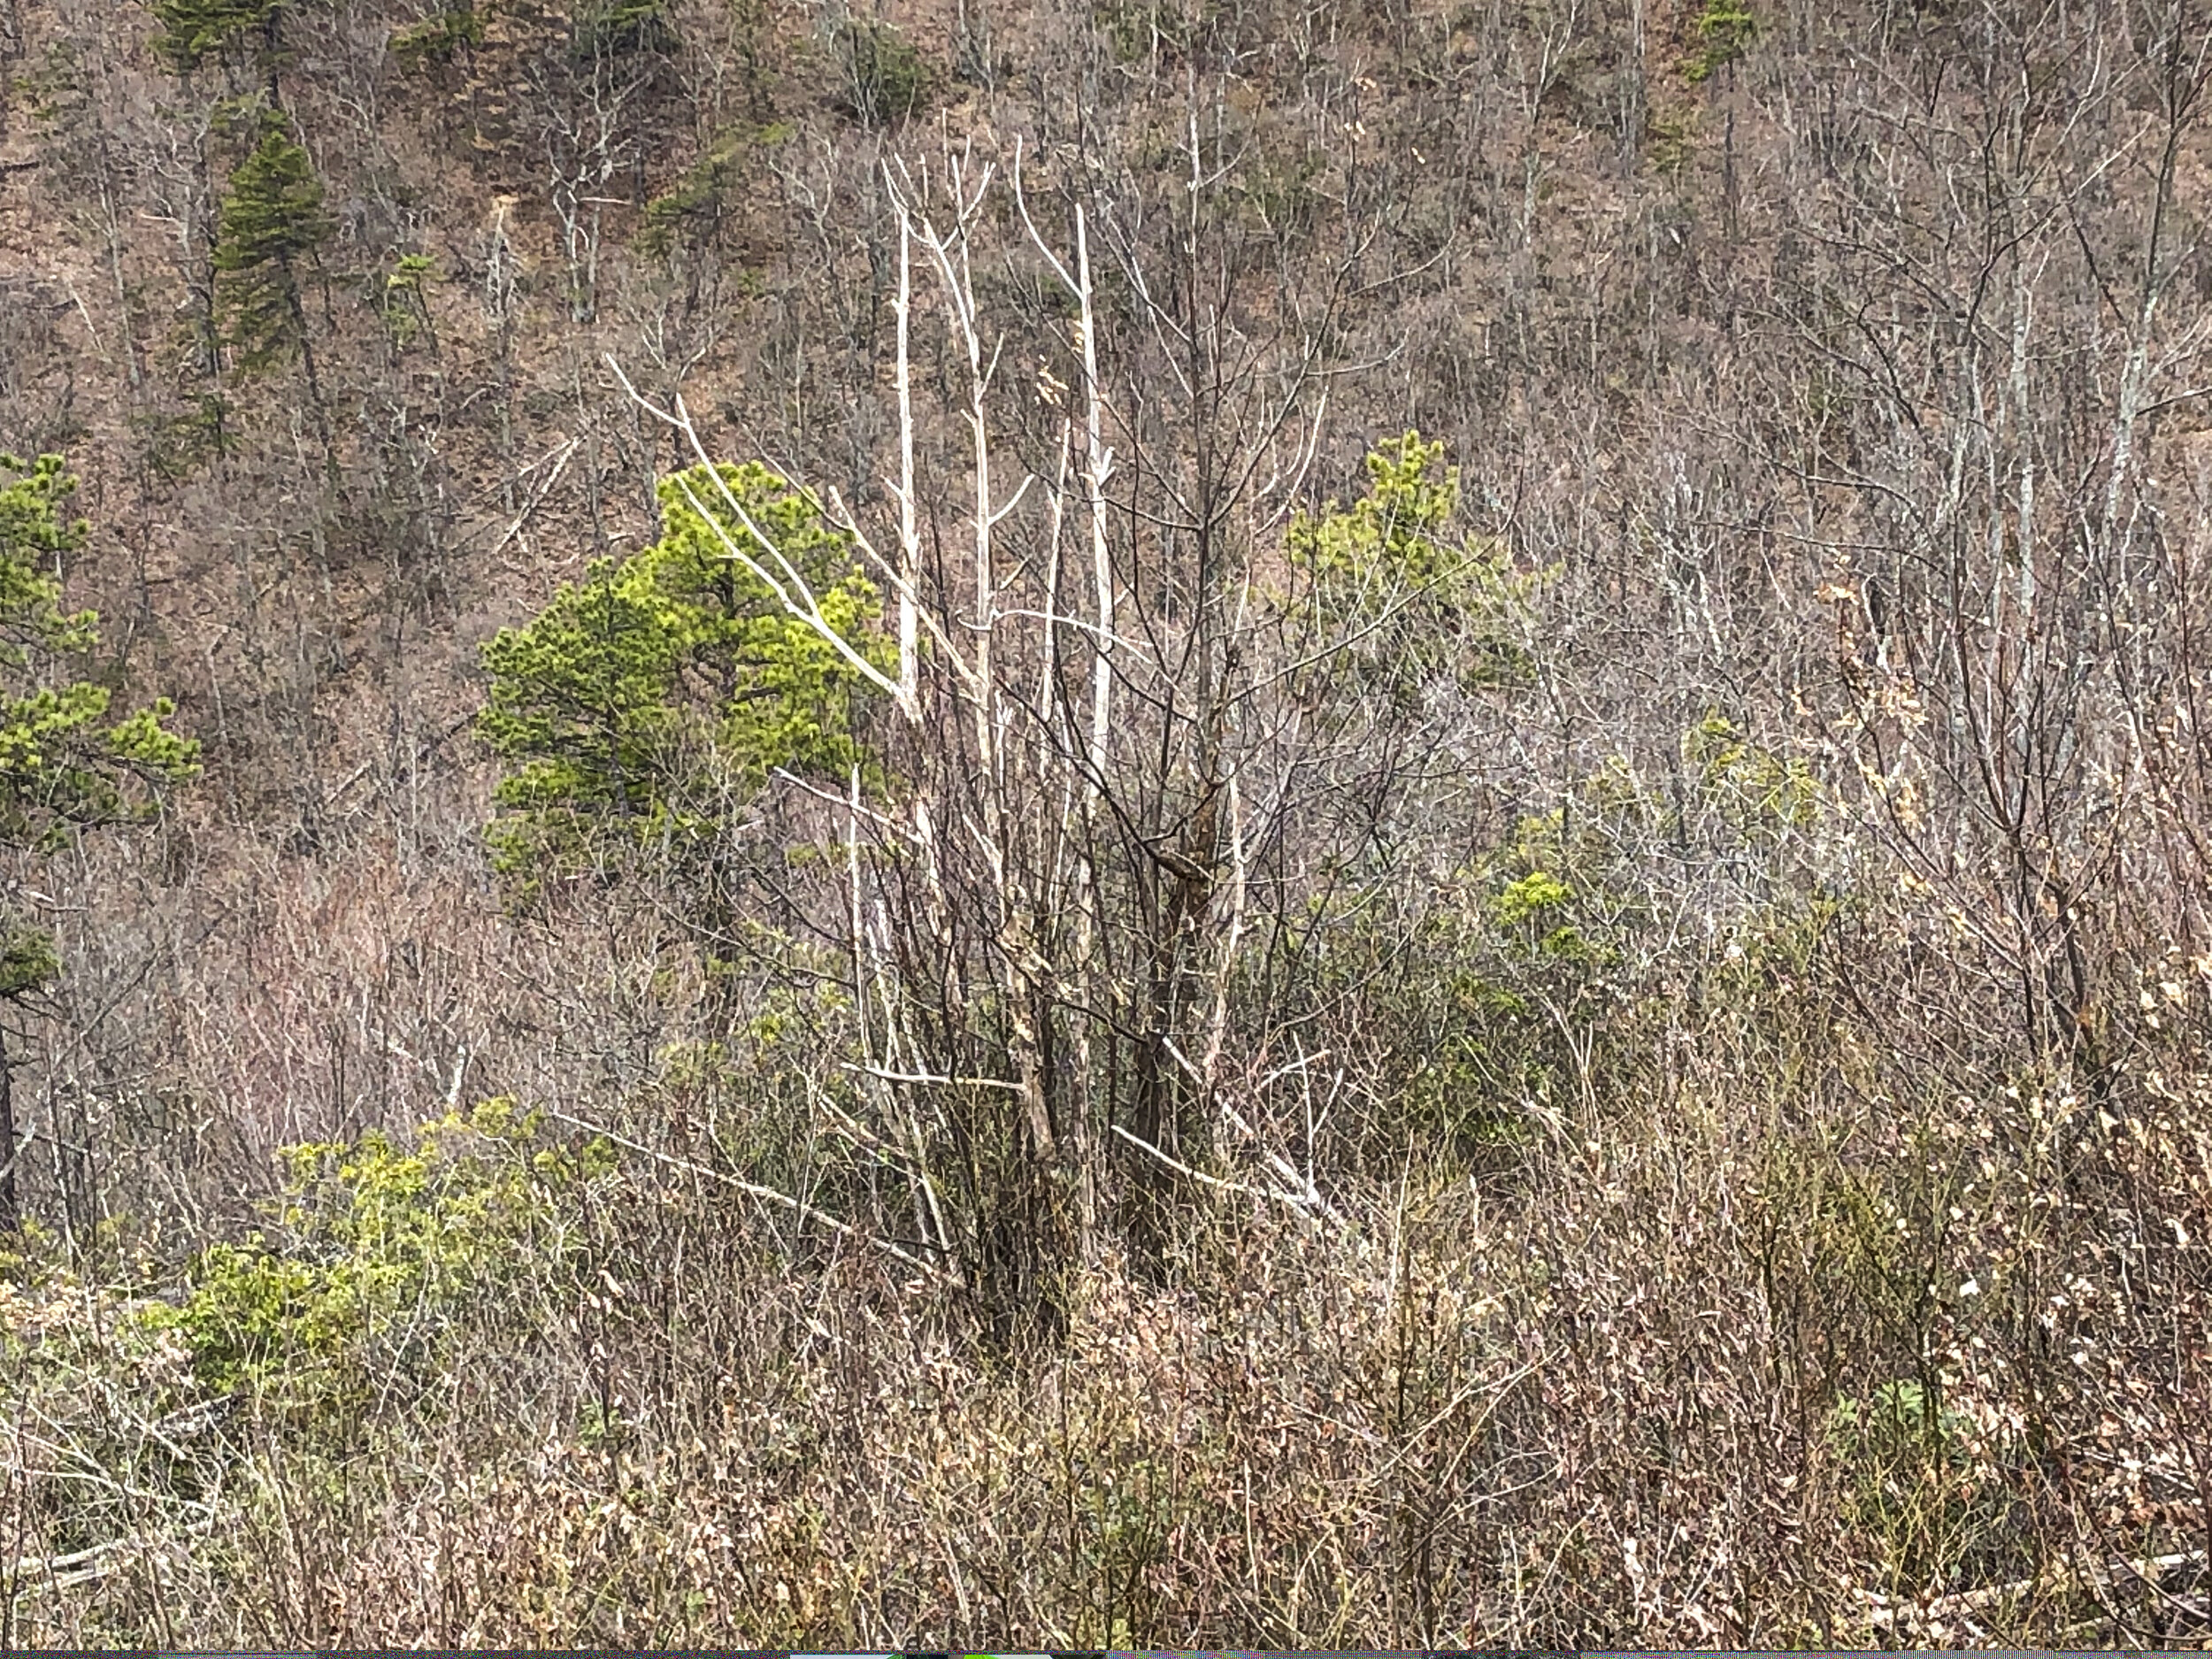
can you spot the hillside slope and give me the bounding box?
[0,0,2209,1644]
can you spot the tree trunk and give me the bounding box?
[0,1021,18,1236]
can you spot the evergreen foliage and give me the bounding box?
[151,0,288,72]
[477,462,887,879]
[379,251,439,349]
[389,2,485,70]
[832,18,927,126]
[1685,0,1756,80]
[1286,430,1537,695]
[0,453,198,861]
[211,112,333,372]
[1288,429,1463,590]
[136,1099,611,1432]
[638,126,785,259]
[0,926,59,1000]
[0,453,196,1233]
[573,0,678,60]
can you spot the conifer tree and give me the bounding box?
[211,111,332,374]
[152,0,288,73]
[1286,430,1537,697]
[0,455,198,1235]
[574,0,677,59]
[478,462,886,886]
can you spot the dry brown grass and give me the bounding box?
[5,908,2208,1646]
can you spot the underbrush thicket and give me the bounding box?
[5,852,2208,1645]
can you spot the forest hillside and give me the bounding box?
[1,0,2210,1644]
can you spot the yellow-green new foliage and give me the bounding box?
[379,251,438,348]
[1502,718,1824,897]
[0,453,197,863]
[1489,868,1586,959]
[1286,430,1536,695]
[139,1100,611,1425]
[477,462,888,879]
[1684,0,1755,81]
[1686,711,1819,839]
[1825,1376,2004,1588]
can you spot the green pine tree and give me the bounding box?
[211,111,333,373]
[478,461,887,886]
[391,3,486,72]
[1286,430,1538,697]
[0,454,198,1234]
[153,0,288,73]
[573,0,678,61]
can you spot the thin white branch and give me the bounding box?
[1111,1122,1332,1220]
[541,1104,946,1280]
[771,765,903,828]
[605,355,905,705]
[841,1062,1028,1093]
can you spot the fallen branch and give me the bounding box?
[540,1105,949,1282]
[1111,1121,1344,1226]
[1858,1545,2208,1632]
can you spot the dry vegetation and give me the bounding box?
[2,0,2210,1644]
